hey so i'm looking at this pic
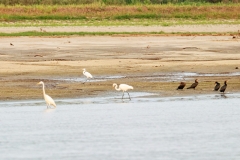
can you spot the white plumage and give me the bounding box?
[37,81,56,109]
[83,68,93,83]
[113,83,133,100]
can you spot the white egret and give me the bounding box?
[82,68,93,84]
[37,81,56,109]
[113,83,133,100]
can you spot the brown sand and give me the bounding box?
[0,35,240,100]
[1,25,240,33]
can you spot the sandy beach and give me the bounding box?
[1,32,240,100]
[1,24,240,33]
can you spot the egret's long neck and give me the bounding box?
[42,84,46,97]
[114,85,121,91]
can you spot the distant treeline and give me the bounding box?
[0,0,239,5]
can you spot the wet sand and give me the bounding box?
[0,35,240,100]
[1,24,240,33]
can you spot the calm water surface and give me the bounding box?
[0,93,240,160]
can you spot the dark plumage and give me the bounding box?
[214,81,220,91]
[177,82,186,90]
[187,79,198,89]
[10,43,14,46]
[220,81,227,93]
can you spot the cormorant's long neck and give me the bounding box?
[114,85,121,91]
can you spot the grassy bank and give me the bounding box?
[1,19,240,27]
[0,31,237,37]
[1,4,239,29]
[0,0,239,5]
[1,4,240,21]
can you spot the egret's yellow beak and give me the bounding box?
[37,82,40,85]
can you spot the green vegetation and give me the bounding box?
[0,31,165,36]
[0,4,239,34]
[0,4,240,24]
[0,0,239,5]
[0,31,237,37]
[1,19,240,27]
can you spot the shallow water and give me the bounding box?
[53,75,126,83]
[52,72,240,83]
[1,93,240,160]
[144,72,240,82]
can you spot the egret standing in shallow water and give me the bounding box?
[113,83,133,100]
[37,81,56,109]
[82,68,93,84]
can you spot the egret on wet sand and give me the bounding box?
[82,68,93,84]
[37,81,56,109]
[220,80,228,93]
[113,83,133,100]
[214,81,220,91]
[187,79,198,89]
[177,82,186,90]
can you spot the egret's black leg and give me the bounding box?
[83,79,88,84]
[127,92,131,100]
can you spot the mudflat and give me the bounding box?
[0,35,240,100]
[1,24,240,33]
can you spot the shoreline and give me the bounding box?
[0,24,240,34]
[0,35,240,100]
[0,90,233,102]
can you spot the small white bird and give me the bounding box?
[37,81,56,109]
[82,68,93,84]
[113,83,133,100]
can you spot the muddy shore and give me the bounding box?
[1,24,240,33]
[0,35,240,100]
